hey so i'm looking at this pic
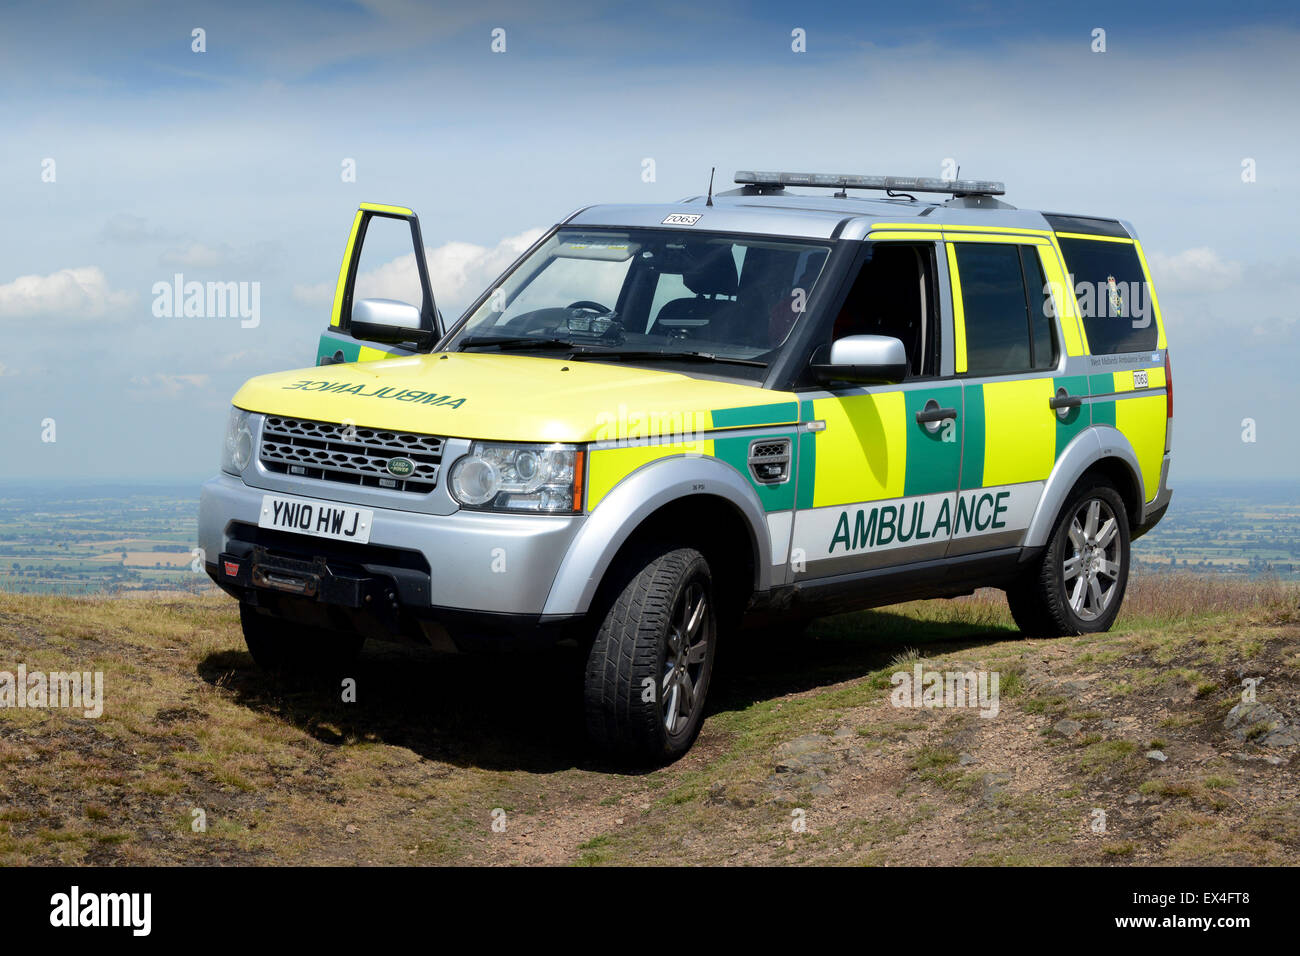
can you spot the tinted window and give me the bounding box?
[1042,214,1130,238]
[1056,237,1157,354]
[955,243,1031,375]
[1020,245,1058,370]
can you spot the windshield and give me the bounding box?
[446,227,832,368]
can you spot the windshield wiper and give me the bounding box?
[459,336,583,351]
[459,337,767,367]
[567,349,768,368]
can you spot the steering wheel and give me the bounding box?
[566,300,611,314]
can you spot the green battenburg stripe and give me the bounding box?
[960,383,986,489]
[903,386,962,496]
[796,399,817,510]
[1089,372,1116,428]
[713,434,796,512]
[710,402,799,429]
[1054,374,1090,457]
[316,333,361,365]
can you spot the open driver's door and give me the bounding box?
[315,203,442,366]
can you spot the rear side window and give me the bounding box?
[954,243,1031,376]
[1055,237,1157,354]
[1020,246,1058,370]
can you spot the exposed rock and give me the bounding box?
[1145,750,1167,762]
[1053,718,1083,737]
[1232,751,1286,766]
[778,733,832,757]
[1224,702,1299,748]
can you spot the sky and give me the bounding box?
[1,0,1298,483]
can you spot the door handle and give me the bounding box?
[1048,394,1082,410]
[915,406,957,424]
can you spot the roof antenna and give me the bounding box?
[705,166,715,207]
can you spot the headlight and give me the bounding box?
[221,407,255,476]
[449,442,584,514]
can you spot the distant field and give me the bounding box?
[1,575,1297,866]
[0,484,209,596]
[1131,480,1300,580]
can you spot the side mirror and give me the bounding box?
[350,298,435,348]
[810,334,908,385]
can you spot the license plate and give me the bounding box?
[258,494,374,544]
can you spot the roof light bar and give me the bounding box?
[734,170,1005,197]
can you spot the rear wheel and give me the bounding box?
[1006,481,1130,637]
[239,604,364,677]
[583,546,717,763]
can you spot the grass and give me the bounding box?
[0,576,1297,866]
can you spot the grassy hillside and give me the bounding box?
[1,576,1298,866]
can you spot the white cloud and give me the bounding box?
[293,228,543,318]
[0,266,134,318]
[1146,248,1244,294]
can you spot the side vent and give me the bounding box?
[748,438,792,485]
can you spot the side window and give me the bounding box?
[831,243,938,378]
[1019,245,1058,370]
[1055,237,1156,354]
[351,215,426,313]
[955,243,1032,376]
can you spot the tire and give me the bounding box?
[239,604,364,677]
[1006,481,1131,637]
[583,547,718,763]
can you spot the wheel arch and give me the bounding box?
[541,455,770,618]
[1024,426,1145,549]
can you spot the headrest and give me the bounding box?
[681,246,738,297]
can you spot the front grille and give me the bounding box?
[259,415,444,494]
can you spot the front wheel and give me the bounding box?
[1006,481,1130,637]
[583,547,717,763]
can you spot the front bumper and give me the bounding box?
[199,473,586,644]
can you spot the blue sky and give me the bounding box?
[1,0,1298,482]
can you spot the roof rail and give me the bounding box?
[734,170,1005,197]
